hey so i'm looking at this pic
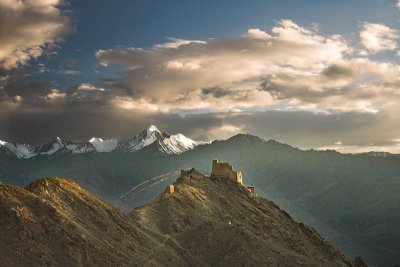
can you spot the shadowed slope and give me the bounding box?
[131,169,353,267]
[0,177,187,266]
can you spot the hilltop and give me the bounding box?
[132,167,353,266]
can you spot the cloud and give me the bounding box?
[59,70,81,75]
[95,20,400,116]
[96,20,351,113]
[76,83,105,92]
[359,23,399,53]
[0,0,71,70]
[3,80,57,97]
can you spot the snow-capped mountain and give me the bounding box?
[117,125,197,155]
[0,140,37,159]
[0,125,198,158]
[117,125,165,152]
[157,133,197,154]
[36,137,94,155]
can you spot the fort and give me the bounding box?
[168,160,255,194]
[211,159,243,184]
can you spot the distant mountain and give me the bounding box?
[0,125,197,158]
[0,175,354,266]
[363,151,399,158]
[36,137,99,155]
[117,124,196,154]
[1,133,400,265]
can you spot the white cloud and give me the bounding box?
[44,89,66,101]
[60,70,81,76]
[94,20,400,116]
[0,0,70,70]
[96,20,350,112]
[359,23,399,53]
[77,83,105,92]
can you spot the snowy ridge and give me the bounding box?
[1,142,37,159]
[0,125,198,158]
[157,133,197,154]
[117,125,164,152]
[38,137,66,155]
[89,138,117,152]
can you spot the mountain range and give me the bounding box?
[0,125,197,158]
[1,127,400,265]
[0,171,357,266]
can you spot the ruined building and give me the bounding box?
[168,160,250,195]
[211,159,243,184]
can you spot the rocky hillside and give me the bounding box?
[131,169,354,267]
[0,177,187,266]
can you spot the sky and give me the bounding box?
[2,0,400,153]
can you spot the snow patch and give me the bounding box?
[88,137,117,152]
[158,133,197,154]
[4,143,37,159]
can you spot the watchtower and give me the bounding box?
[211,159,243,184]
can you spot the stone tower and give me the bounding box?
[211,159,243,184]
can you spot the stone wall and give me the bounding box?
[211,159,243,184]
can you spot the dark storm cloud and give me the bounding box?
[4,80,56,97]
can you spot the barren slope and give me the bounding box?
[131,169,353,267]
[0,177,186,266]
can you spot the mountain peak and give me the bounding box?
[117,125,197,154]
[147,124,160,132]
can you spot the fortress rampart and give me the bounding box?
[211,159,243,184]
